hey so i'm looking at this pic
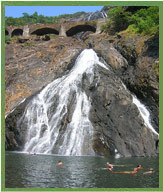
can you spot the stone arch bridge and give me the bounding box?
[5,19,106,37]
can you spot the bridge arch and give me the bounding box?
[11,29,23,37]
[5,29,9,36]
[31,28,59,36]
[66,25,96,36]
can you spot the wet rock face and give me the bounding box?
[5,31,159,157]
[87,33,159,134]
[5,36,86,116]
[86,67,158,157]
[5,94,36,150]
[5,54,158,157]
[114,35,159,133]
[5,36,86,151]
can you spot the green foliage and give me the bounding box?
[128,7,159,35]
[5,35,12,42]
[23,41,34,47]
[5,11,86,26]
[108,6,123,19]
[5,16,25,26]
[126,24,139,34]
[106,7,130,34]
[57,11,86,19]
[153,62,159,74]
[103,6,159,36]
[101,20,111,32]
[5,36,17,43]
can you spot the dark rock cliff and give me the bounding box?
[88,67,158,157]
[86,33,159,134]
[5,30,159,157]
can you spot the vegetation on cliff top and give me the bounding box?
[5,11,86,26]
[101,6,159,36]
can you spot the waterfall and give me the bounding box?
[122,82,159,136]
[87,13,93,21]
[104,12,107,18]
[132,95,159,136]
[21,49,109,155]
[101,12,106,18]
[14,49,158,157]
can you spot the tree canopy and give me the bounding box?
[101,6,159,36]
[5,11,86,26]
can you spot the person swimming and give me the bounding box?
[106,162,114,169]
[137,165,143,170]
[111,168,138,174]
[25,152,30,155]
[57,160,63,166]
[143,168,154,174]
[108,167,113,171]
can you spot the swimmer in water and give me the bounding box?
[25,152,30,155]
[107,162,114,169]
[57,160,63,166]
[143,168,154,174]
[137,165,143,170]
[108,167,113,171]
[112,168,138,174]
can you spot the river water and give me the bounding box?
[5,152,159,188]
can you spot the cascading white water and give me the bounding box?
[87,13,93,21]
[104,12,107,18]
[101,12,106,18]
[122,82,159,136]
[22,49,109,155]
[132,95,159,136]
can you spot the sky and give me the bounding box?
[5,6,103,18]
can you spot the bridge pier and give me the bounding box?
[96,18,107,34]
[7,29,12,37]
[23,25,29,37]
[59,25,67,37]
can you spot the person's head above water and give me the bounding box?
[57,160,63,166]
[137,165,143,169]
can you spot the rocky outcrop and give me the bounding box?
[86,33,159,134]
[114,35,159,133]
[5,93,36,150]
[5,35,86,116]
[88,67,158,157]
[5,49,158,157]
[5,30,159,157]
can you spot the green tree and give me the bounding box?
[102,6,159,36]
